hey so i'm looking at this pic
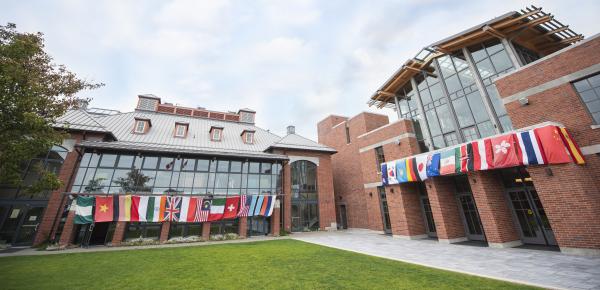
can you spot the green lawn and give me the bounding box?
[0,239,537,290]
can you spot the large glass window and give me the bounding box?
[573,74,600,124]
[374,146,385,173]
[396,83,429,152]
[291,160,319,231]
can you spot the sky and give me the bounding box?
[2,0,599,140]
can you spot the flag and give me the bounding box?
[406,158,418,182]
[163,196,182,222]
[197,199,210,222]
[472,139,493,171]
[516,130,546,165]
[137,196,148,222]
[247,195,259,217]
[535,125,574,164]
[94,196,113,223]
[74,196,94,224]
[112,195,120,222]
[223,196,240,219]
[179,196,191,222]
[266,196,276,217]
[145,196,162,222]
[396,159,408,182]
[440,148,457,175]
[386,161,399,185]
[491,134,520,168]
[415,154,428,181]
[259,195,270,216]
[185,197,198,222]
[426,153,440,177]
[458,145,469,173]
[381,163,388,185]
[130,195,140,222]
[558,127,585,165]
[118,195,132,222]
[208,198,226,221]
[237,195,251,217]
[466,143,474,172]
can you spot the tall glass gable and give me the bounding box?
[71,152,282,196]
[468,40,515,131]
[396,84,429,152]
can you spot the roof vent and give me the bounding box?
[287,125,295,135]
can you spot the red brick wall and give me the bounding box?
[425,176,465,241]
[111,222,127,246]
[386,183,426,237]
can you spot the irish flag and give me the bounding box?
[208,198,226,221]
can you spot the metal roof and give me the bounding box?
[53,109,110,133]
[270,133,337,153]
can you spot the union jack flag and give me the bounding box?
[164,196,182,222]
[236,195,251,217]
[197,199,211,222]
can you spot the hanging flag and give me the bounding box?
[415,154,428,181]
[197,199,210,222]
[237,195,251,217]
[466,143,474,172]
[253,195,265,216]
[472,139,493,171]
[458,145,469,173]
[396,159,408,182]
[94,196,113,223]
[534,125,572,164]
[223,196,241,219]
[208,198,226,221]
[266,196,276,217]
[558,127,585,165]
[247,195,259,217]
[137,196,149,222]
[491,134,520,168]
[74,196,94,224]
[381,163,388,185]
[185,197,198,222]
[516,130,546,165]
[439,148,457,175]
[426,153,440,177]
[406,158,418,182]
[163,196,182,222]
[178,196,191,222]
[118,195,132,222]
[259,195,270,216]
[145,196,163,222]
[112,195,120,222]
[386,161,399,185]
[130,195,140,222]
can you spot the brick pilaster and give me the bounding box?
[58,209,77,247]
[386,183,427,239]
[282,162,292,232]
[270,206,281,236]
[425,176,466,243]
[468,171,521,248]
[201,222,211,241]
[238,217,247,238]
[111,222,127,246]
[159,222,170,243]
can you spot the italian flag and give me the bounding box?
[74,196,94,224]
[208,198,226,221]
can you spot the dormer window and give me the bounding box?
[174,122,188,138]
[133,118,151,134]
[210,126,223,141]
[241,130,255,144]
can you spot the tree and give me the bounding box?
[0,23,103,192]
[112,169,153,193]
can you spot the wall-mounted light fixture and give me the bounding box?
[369,192,373,197]
[390,188,394,193]
[545,168,553,176]
[518,97,529,106]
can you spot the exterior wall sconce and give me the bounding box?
[390,188,394,193]
[545,167,553,176]
[369,192,373,197]
[518,97,529,106]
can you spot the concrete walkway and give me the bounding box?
[290,229,600,290]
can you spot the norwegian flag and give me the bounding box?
[197,199,211,222]
[163,196,182,222]
[236,195,252,217]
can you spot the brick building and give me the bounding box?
[319,7,600,255]
[0,95,336,247]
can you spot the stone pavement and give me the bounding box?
[291,229,600,290]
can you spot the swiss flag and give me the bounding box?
[490,134,520,169]
[534,125,572,164]
[94,196,114,222]
[222,196,240,219]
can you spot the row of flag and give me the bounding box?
[73,194,277,225]
[382,125,584,185]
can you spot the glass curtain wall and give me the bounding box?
[291,161,319,231]
[396,84,430,152]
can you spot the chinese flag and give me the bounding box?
[222,196,240,219]
[534,126,572,164]
[491,134,520,169]
[94,196,114,222]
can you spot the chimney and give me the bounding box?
[136,94,161,111]
[287,125,295,135]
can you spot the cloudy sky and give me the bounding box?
[3,0,599,139]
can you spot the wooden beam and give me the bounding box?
[483,25,506,39]
[532,26,570,40]
[536,35,584,50]
[494,8,543,30]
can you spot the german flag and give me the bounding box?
[558,127,585,165]
[406,158,418,182]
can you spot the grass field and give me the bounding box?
[0,239,537,289]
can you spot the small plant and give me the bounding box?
[166,236,203,244]
[224,233,239,240]
[279,230,290,236]
[209,234,224,241]
[122,237,159,246]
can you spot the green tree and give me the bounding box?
[112,169,153,192]
[0,23,103,192]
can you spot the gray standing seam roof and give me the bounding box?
[53,109,110,133]
[270,133,336,153]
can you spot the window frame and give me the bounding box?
[211,128,222,141]
[134,120,146,134]
[573,73,600,125]
[245,131,254,144]
[174,123,188,138]
[374,146,385,173]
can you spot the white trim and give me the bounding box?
[488,240,522,249]
[560,247,600,256]
[580,144,600,155]
[174,124,186,137]
[288,155,319,166]
[357,119,409,139]
[358,133,416,153]
[502,63,600,105]
[591,124,600,130]
[134,120,146,133]
[393,234,428,240]
[364,182,382,189]
[438,237,467,244]
[211,128,222,141]
[332,121,347,129]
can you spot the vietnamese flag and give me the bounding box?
[94,196,114,222]
[491,134,520,169]
[534,125,572,164]
[222,196,240,219]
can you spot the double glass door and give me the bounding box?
[0,203,46,246]
[291,201,319,232]
[419,195,437,237]
[377,187,392,234]
[456,193,485,241]
[506,188,557,246]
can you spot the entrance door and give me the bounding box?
[506,188,557,245]
[89,222,111,245]
[456,193,485,241]
[419,196,437,237]
[291,201,319,232]
[377,187,392,234]
[338,205,348,230]
[0,204,46,246]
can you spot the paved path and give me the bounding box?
[291,230,600,290]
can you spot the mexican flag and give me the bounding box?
[208,198,226,221]
[74,196,94,224]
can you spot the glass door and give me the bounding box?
[338,204,348,230]
[377,187,392,234]
[456,193,485,241]
[506,188,557,245]
[0,204,46,246]
[14,206,45,246]
[420,196,437,237]
[291,201,319,232]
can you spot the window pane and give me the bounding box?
[143,157,158,169]
[477,121,496,138]
[429,83,445,101]
[217,160,229,172]
[436,103,455,133]
[193,172,208,188]
[196,159,210,171]
[579,89,598,102]
[215,173,229,188]
[490,51,513,73]
[117,155,134,168]
[425,109,441,136]
[586,99,600,113]
[133,156,143,169]
[475,59,496,79]
[99,154,117,167]
[181,159,195,171]
[89,153,101,167]
[444,133,459,146]
[73,168,87,185]
[159,157,174,170]
[230,161,242,173]
[248,174,259,188]
[261,163,272,174]
[452,97,475,127]
[499,115,514,131]
[80,153,92,167]
[249,162,260,173]
[154,171,172,187]
[228,173,241,188]
[462,127,479,141]
[260,174,271,189]
[466,91,489,123]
